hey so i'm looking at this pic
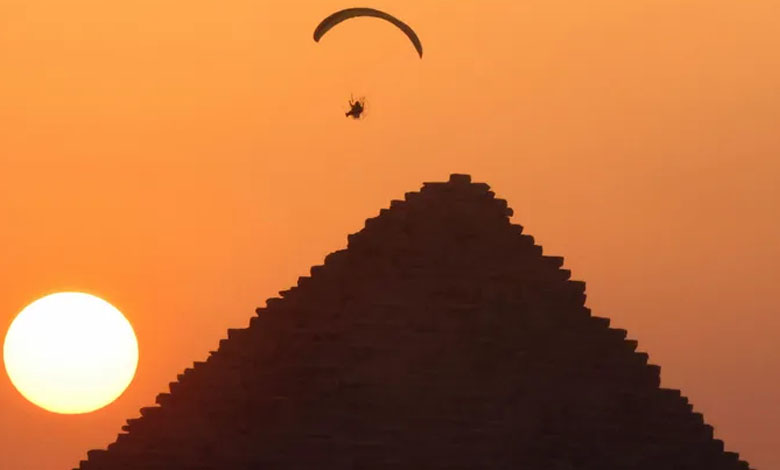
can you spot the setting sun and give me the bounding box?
[3,292,138,414]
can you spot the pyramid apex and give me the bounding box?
[448,173,472,184]
[420,174,490,195]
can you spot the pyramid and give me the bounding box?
[77,174,750,470]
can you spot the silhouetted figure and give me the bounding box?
[346,98,365,119]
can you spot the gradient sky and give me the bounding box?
[1,1,778,468]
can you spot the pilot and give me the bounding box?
[346,99,365,119]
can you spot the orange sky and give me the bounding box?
[1,1,779,468]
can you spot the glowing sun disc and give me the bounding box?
[3,292,138,414]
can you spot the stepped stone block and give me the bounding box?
[75,174,750,470]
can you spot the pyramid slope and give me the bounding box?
[77,174,750,470]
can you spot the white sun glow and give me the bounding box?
[3,292,138,414]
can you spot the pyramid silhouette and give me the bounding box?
[77,174,750,470]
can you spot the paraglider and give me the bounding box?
[313,7,423,58]
[313,8,422,119]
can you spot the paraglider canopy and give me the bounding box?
[313,7,423,58]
